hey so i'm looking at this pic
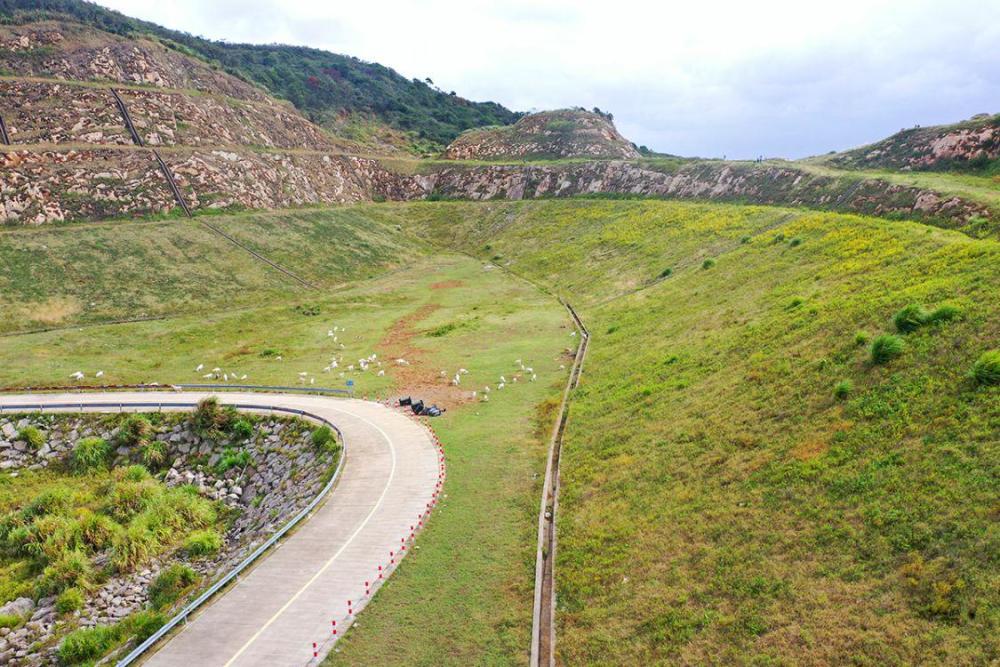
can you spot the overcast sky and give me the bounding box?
[96,0,999,159]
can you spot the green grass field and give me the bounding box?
[381,199,999,665]
[3,199,998,665]
[0,211,572,664]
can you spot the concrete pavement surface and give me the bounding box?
[0,392,440,666]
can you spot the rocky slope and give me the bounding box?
[442,109,640,161]
[418,160,994,234]
[819,113,1000,172]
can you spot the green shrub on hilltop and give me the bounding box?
[895,303,962,333]
[58,624,119,664]
[311,425,339,454]
[833,379,853,400]
[871,334,905,364]
[970,350,1000,385]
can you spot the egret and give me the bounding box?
[195,364,204,372]
[95,371,104,378]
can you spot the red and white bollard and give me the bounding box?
[378,564,384,579]
[313,642,318,658]
[347,600,353,616]
[332,620,337,636]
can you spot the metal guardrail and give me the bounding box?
[0,113,10,145]
[0,398,348,666]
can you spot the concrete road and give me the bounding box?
[0,392,440,666]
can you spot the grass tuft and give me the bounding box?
[870,334,905,364]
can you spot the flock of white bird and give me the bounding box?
[68,323,565,396]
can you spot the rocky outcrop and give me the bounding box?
[824,114,1000,171]
[0,79,339,150]
[442,109,640,161]
[419,160,994,232]
[0,148,174,223]
[0,21,269,103]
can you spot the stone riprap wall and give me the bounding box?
[0,148,174,224]
[0,412,337,666]
[0,80,131,146]
[0,79,338,151]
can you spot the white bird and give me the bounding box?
[276,356,283,361]
[482,394,489,402]
[471,391,477,399]
[500,375,506,383]
[323,366,331,373]
[223,373,228,382]
[459,368,469,375]
[498,382,505,390]
[440,370,447,377]
[310,378,315,385]
[195,364,204,372]
[531,374,537,382]
[396,358,409,366]
[348,365,355,371]
[339,344,345,349]
[570,331,577,337]
[377,370,385,377]
[203,373,214,379]
[212,367,221,373]
[95,371,104,378]
[331,360,339,368]
[525,367,533,374]
[328,330,335,337]
[70,371,84,381]
[298,371,308,377]
[241,375,248,380]
[512,376,518,383]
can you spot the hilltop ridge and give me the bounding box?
[442,109,640,161]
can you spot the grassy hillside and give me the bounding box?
[383,200,1000,665]
[813,113,999,174]
[0,0,520,151]
[0,205,572,665]
[0,208,424,334]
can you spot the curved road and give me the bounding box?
[0,392,440,666]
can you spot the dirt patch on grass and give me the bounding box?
[20,296,81,325]
[379,303,474,407]
[430,279,465,290]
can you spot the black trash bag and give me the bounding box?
[426,405,445,417]
[411,400,425,415]
[398,396,412,407]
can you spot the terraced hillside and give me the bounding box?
[0,0,521,153]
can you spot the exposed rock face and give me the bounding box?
[419,160,993,231]
[0,79,337,150]
[442,109,640,161]
[0,80,132,145]
[825,114,1000,171]
[0,21,269,102]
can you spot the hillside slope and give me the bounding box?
[390,199,1000,665]
[442,109,640,161]
[816,113,1000,173]
[0,0,521,152]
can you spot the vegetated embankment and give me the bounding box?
[391,199,1000,665]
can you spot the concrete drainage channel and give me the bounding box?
[0,390,445,666]
[530,300,589,667]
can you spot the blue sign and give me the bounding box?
[346,380,355,387]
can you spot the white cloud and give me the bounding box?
[97,0,999,158]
